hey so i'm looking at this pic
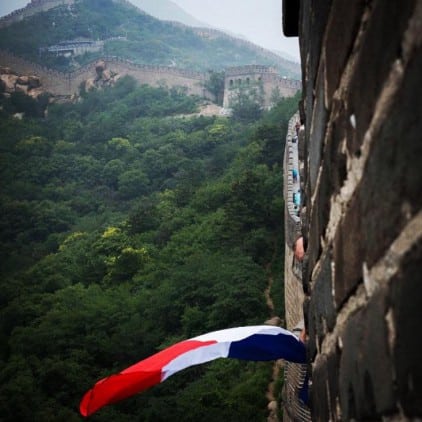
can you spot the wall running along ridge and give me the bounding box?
[0,50,300,106]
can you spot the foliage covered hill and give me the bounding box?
[0,0,300,77]
[0,76,298,421]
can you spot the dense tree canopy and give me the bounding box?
[0,77,299,421]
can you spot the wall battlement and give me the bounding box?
[223,65,300,108]
[0,50,300,105]
[0,50,211,99]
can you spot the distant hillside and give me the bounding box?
[0,0,300,78]
[128,0,208,28]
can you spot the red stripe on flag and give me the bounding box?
[80,339,216,417]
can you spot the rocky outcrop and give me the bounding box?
[82,60,121,92]
[0,50,301,106]
[0,60,121,103]
[0,66,43,98]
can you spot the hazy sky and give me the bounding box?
[0,0,300,61]
[171,0,300,60]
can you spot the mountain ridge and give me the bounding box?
[0,0,300,77]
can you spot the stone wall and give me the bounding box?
[282,114,310,422]
[0,51,300,106]
[0,50,213,99]
[223,65,300,108]
[295,1,422,420]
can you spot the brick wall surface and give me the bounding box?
[296,0,422,420]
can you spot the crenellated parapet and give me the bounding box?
[223,65,300,108]
[282,113,310,422]
[283,114,302,252]
[0,50,300,106]
[225,65,278,76]
[0,50,213,99]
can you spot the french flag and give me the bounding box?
[80,325,306,417]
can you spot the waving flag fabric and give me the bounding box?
[80,325,306,417]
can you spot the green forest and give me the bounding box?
[0,77,298,421]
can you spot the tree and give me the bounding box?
[229,81,265,122]
[118,169,150,199]
[204,71,225,105]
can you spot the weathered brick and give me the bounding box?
[357,44,422,268]
[326,351,340,421]
[300,0,333,176]
[310,355,330,421]
[325,98,348,194]
[347,0,417,155]
[291,2,422,421]
[309,62,328,193]
[310,250,336,336]
[324,0,366,104]
[333,196,364,307]
[311,352,340,421]
[305,294,317,361]
[339,289,396,419]
[391,237,422,416]
[304,182,322,287]
[300,0,333,90]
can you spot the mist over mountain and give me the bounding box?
[0,0,300,77]
[128,0,208,27]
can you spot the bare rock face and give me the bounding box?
[15,84,29,94]
[28,75,41,89]
[85,77,96,91]
[102,68,111,81]
[82,63,121,92]
[17,75,29,84]
[95,60,106,76]
[1,74,18,93]
[27,87,44,98]
[0,68,46,103]
[0,66,12,74]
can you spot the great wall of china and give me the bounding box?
[0,0,300,107]
[0,49,300,107]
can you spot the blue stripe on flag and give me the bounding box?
[228,333,306,363]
